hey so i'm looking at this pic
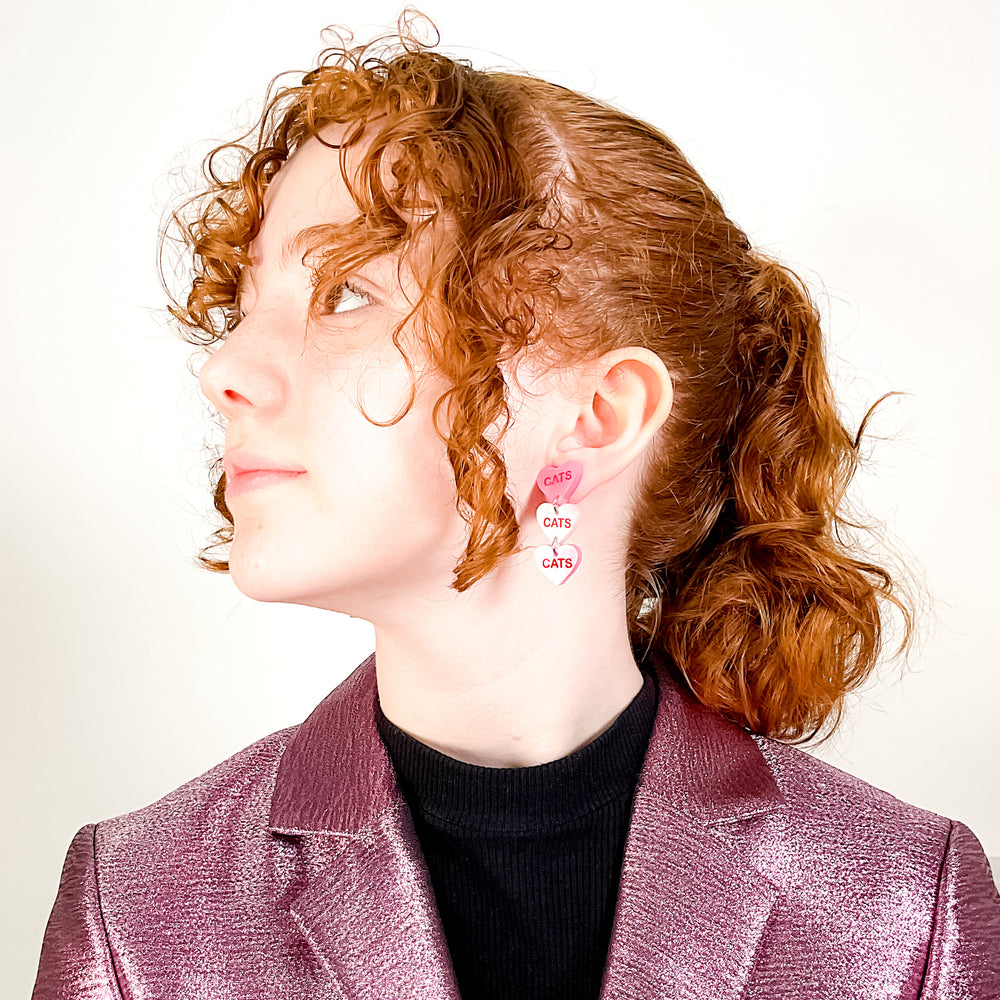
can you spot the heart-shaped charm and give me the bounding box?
[535,461,583,504]
[534,544,582,585]
[535,502,579,544]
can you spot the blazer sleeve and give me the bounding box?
[920,819,1000,999]
[32,825,124,1000]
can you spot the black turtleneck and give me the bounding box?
[374,670,658,1000]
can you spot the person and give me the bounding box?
[32,19,1000,1000]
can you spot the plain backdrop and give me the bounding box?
[3,0,997,992]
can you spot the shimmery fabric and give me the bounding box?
[33,653,1000,999]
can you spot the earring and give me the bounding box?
[533,461,583,585]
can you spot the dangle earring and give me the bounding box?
[533,461,583,585]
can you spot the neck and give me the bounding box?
[372,551,644,767]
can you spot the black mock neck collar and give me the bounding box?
[375,669,658,833]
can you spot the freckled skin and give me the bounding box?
[199,133,472,615]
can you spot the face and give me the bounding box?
[198,132,480,615]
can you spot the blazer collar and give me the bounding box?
[269,651,785,835]
[269,653,396,835]
[600,656,787,998]
[269,653,788,1000]
[638,653,785,825]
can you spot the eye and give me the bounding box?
[325,281,373,315]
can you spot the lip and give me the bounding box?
[223,452,307,498]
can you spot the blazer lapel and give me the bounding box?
[270,652,786,1000]
[600,797,781,1000]
[287,807,460,1000]
[600,663,787,1000]
[268,654,460,999]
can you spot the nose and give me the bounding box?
[198,324,288,420]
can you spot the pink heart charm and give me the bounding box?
[535,502,579,544]
[534,544,582,585]
[535,461,583,504]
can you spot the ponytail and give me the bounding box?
[629,253,911,743]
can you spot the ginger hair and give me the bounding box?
[164,20,912,743]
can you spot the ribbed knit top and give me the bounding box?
[375,670,658,1000]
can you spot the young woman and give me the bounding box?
[33,23,999,1000]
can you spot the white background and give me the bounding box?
[3,0,997,992]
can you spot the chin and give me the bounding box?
[227,542,309,604]
[226,544,360,612]
[228,562,296,604]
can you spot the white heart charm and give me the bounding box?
[534,544,582,585]
[535,502,579,544]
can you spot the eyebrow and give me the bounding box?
[234,265,254,307]
[236,234,394,300]
[235,237,300,298]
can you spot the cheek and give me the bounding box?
[355,362,418,425]
[306,368,454,504]
[491,403,549,514]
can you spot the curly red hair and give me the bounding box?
[165,20,912,743]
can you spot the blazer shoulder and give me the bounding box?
[752,732,953,836]
[38,725,311,990]
[96,723,300,854]
[745,735,1000,991]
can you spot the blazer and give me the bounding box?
[33,652,1000,999]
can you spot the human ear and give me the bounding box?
[553,348,673,499]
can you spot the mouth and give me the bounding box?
[223,452,307,498]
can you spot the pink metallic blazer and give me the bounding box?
[34,653,1000,999]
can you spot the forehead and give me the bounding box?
[251,127,361,267]
[242,125,425,317]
